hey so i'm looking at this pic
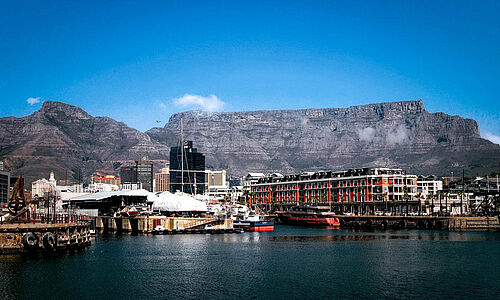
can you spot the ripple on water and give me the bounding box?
[1,228,499,299]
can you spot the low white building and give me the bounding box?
[88,182,119,193]
[417,175,443,197]
[121,182,143,190]
[32,171,57,199]
[205,170,229,200]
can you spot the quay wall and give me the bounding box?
[447,217,500,230]
[95,216,233,233]
[335,216,500,231]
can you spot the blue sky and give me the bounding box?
[1,0,499,143]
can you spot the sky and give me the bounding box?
[0,0,499,143]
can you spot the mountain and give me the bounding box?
[146,100,500,177]
[0,101,162,185]
[1,100,499,186]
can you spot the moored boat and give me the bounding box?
[120,206,140,217]
[276,206,340,228]
[233,215,275,232]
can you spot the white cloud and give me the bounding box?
[480,128,500,145]
[173,94,225,112]
[158,102,168,110]
[358,127,376,143]
[386,125,409,145]
[27,97,41,105]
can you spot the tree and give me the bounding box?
[382,192,389,213]
[442,192,449,214]
[403,186,410,215]
[416,192,423,215]
[427,193,436,215]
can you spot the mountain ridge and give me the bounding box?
[0,100,499,186]
[147,99,499,177]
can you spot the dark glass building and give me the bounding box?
[170,141,205,194]
[136,160,154,192]
[120,161,154,192]
[120,166,137,184]
[0,170,10,206]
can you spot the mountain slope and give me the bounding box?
[1,100,498,186]
[0,101,162,185]
[147,100,500,176]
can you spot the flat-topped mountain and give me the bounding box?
[0,101,162,185]
[147,100,500,177]
[1,100,499,185]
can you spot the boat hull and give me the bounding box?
[277,212,340,228]
[234,220,275,232]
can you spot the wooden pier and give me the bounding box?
[0,223,93,254]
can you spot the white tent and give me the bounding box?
[151,192,208,212]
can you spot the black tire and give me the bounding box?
[22,232,39,250]
[43,232,57,251]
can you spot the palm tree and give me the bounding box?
[382,192,389,214]
[416,192,423,215]
[403,186,410,215]
[427,193,436,215]
[442,192,449,215]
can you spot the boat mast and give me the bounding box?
[181,118,184,192]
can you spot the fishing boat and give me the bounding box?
[276,206,340,228]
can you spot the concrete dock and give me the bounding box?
[334,215,500,230]
[95,216,235,233]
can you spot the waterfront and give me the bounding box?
[1,226,500,299]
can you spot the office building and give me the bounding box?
[0,169,9,206]
[170,141,205,194]
[137,159,154,192]
[120,166,137,184]
[154,166,170,192]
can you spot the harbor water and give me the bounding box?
[1,226,500,299]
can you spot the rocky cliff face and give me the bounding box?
[147,100,500,176]
[0,101,162,185]
[1,100,498,185]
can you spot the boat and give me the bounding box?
[275,206,340,228]
[120,206,140,217]
[233,214,275,232]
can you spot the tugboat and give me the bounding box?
[275,206,340,228]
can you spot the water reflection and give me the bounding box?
[270,231,500,242]
[1,228,500,299]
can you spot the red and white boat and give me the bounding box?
[120,206,140,217]
[276,206,340,228]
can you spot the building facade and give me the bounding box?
[154,166,170,192]
[136,159,154,192]
[32,172,57,199]
[249,168,418,214]
[417,175,443,196]
[91,174,121,186]
[0,170,9,206]
[170,141,205,194]
[205,170,229,199]
[120,166,137,184]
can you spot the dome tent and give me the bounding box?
[151,192,207,212]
